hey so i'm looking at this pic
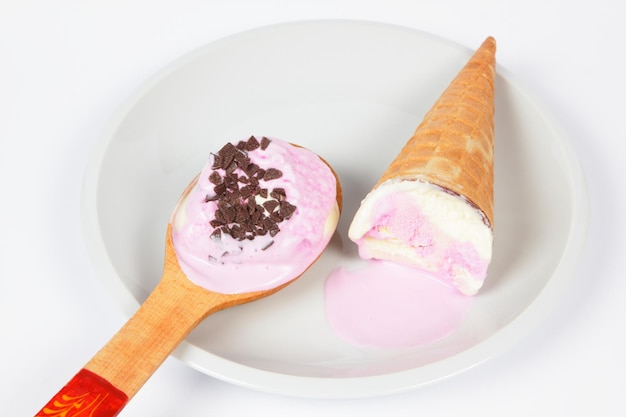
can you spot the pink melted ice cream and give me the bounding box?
[324,260,473,348]
[348,180,493,295]
[171,136,340,294]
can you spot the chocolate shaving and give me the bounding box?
[263,168,283,181]
[263,200,279,213]
[260,136,271,150]
[209,171,222,185]
[279,201,297,219]
[244,136,260,151]
[204,136,297,241]
[269,223,280,237]
[214,183,226,197]
[217,142,238,170]
[270,188,286,201]
[245,163,259,176]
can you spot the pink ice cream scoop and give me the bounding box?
[171,136,341,294]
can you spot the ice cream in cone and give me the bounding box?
[348,37,496,295]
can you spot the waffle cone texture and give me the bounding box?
[376,36,496,228]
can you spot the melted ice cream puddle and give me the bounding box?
[324,260,473,348]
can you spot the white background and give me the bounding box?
[1,1,624,416]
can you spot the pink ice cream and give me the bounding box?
[348,180,492,295]
[324,260,473,348]
[171,136,340,294]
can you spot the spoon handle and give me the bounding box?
[34,242,231,416]
[34,227,287,416]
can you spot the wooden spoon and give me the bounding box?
[36,169,341,417]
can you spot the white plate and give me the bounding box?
[81,20,588,398]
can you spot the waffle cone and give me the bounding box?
[376,36,496,227]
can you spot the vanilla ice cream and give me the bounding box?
[349,178,492,295]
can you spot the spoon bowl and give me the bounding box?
[36,156,341,417]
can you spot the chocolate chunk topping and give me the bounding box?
[260,136,271,150]
[280,201,297,219]
[205,136,297,241]
[263,168,283,181]
[209,171,222,185]
[215,142,237,170]
[263,200,279,213]
[244,136,261,151]
[270,188,286,201]
[245,163,259,176]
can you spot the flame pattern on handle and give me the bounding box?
[36,369,128,417]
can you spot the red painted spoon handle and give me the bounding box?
[35,369,128,417]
